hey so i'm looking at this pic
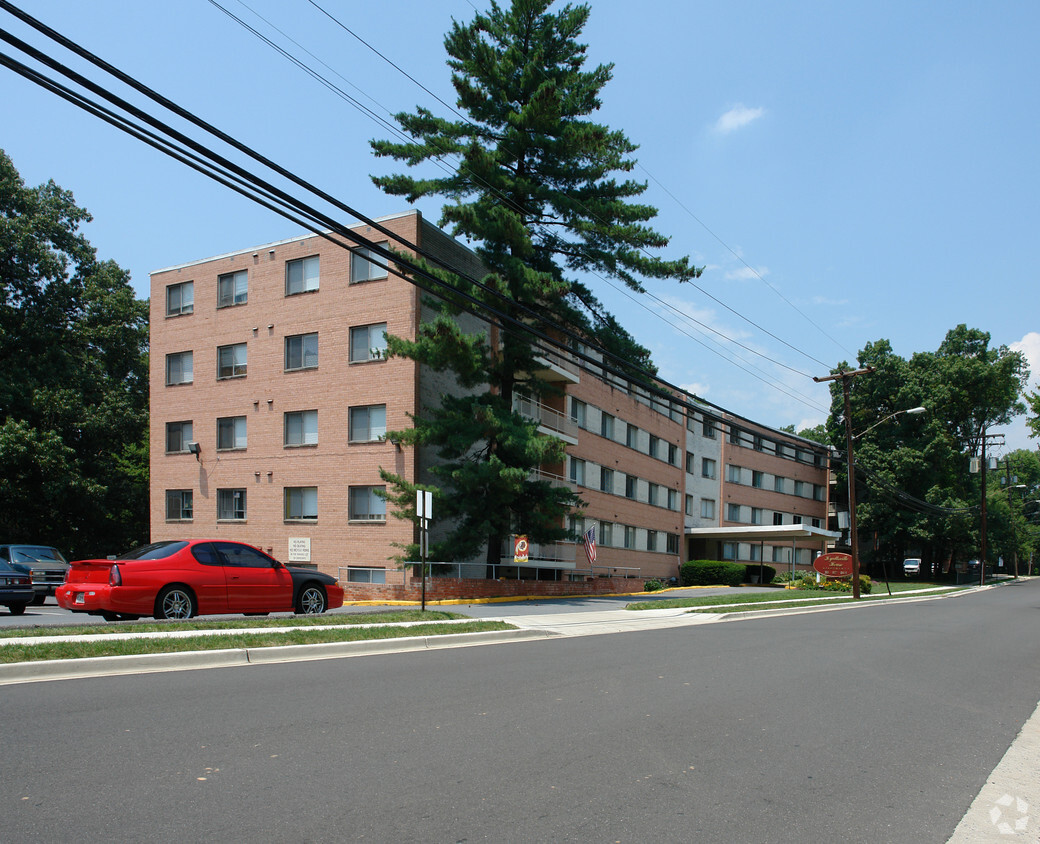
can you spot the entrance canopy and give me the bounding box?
[685,524,840,544]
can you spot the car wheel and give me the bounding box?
[8,603,27,616]
[295,584,327,615]
[31,594,46,606]
[155,586,196,620]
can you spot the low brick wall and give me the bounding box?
[342,576,649,603]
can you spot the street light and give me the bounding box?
[815,365,927,601]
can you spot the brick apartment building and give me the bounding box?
[149,210,835,590]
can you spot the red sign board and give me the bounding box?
[514,535,529,564]
[813,552,853,578]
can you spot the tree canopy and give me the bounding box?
[822,326,1029,574]
[0,149,149,558]
[370,0,698,563]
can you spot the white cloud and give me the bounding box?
[725,265,769,282]
[1010,331,1040,388]
[713,104,766,134]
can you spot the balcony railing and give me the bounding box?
[498,539,578,565]
[527,469,577,491]
[513,394,579,441]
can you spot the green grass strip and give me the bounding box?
[0,620,512,663]
[690,589,961,614]
[0,610,464,639]
[627,585,964,611]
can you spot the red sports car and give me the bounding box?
[57,540,345,621]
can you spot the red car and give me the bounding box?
[57,540,345,621]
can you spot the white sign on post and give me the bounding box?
[417,490,433,521]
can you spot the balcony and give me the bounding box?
[513,394,579,444]
[498,539,578,568]
[527,469,578,492]
[529,349,581,384]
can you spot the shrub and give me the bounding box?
[745,564,776,584]
[643,578,667,592]
[680,560,745,587]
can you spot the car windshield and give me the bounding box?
[117,541,189,560]
[11,546,67,564]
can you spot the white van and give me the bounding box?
[903,558,922,577]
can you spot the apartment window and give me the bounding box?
[284,487,318,521]
[350,242,389,283]
[685,494,694,516]
[600,412,615,440]
[600,467,614,493]
[646,530,658,552]
[166,281,193,316]
[686,451,696,474]
[217,270,247,308]
[284,410,318,446]
[772,546,790,564]
[727,503,742,522]
[165,351,193,385]
[285,333,318,371]
[165,421,193,453]
[625,474,637,499]
[811,517,822,528]
[701,499,716,519]
[623,525,637,550]
[349,405,387,442]
[794,480,807,498]
[569,457,586,487]
[751,507,762,525]
[814,484,826,502]
[729,427,741,445]
[165,489,193,521]
[668,488,679,511]
[703,418,716,439]
[569,398,587,429]
[217,488,246,521]
[701,458,716,479]
[346,567,387,584]
[666,533,680,555]
[649,434,660,459]
[668,443,679,466]
[350,323,388,362]
[727,464,742,483]
[774,476,786,494]
[752,470,764,489]
[773,512,784,526]
[599,521,613,547]
[349,485,386,521]
[647,483,659,507]
[793,515,802,525]
[286,255,319,295]
[748,544,762,562]
[217,343,247,379]
[216,416,247,451]
[626,423,637,448]
[722,543,737,560]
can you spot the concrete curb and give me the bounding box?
[0,628,556,686]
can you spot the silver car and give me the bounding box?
[0,545,69,604]
[903,558,922,577]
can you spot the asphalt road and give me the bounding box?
[3,581,1038,842]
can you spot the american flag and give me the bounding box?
[582,525,597,564]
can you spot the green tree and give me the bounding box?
[370,0,698,564]
[0,149,149,558]
[824,327,1028,574]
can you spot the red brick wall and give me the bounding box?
[343,575,652,603]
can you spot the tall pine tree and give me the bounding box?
[370,0,700,565]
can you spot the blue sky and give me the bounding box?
[2,0,1038,454]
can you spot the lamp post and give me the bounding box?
[815,365,926,601]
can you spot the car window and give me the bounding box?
[191,543,221,566]
[12,546,66,564]
[214,542,277,568]
[118,541,189,560]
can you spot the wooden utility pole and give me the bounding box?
[814,367,874,599]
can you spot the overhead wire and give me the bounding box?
[0,2,788,442]
[207,0,832,412]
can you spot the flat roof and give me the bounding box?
[685,524,841,542]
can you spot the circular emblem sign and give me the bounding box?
[813,552,853,578]
[514,536,529,564]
